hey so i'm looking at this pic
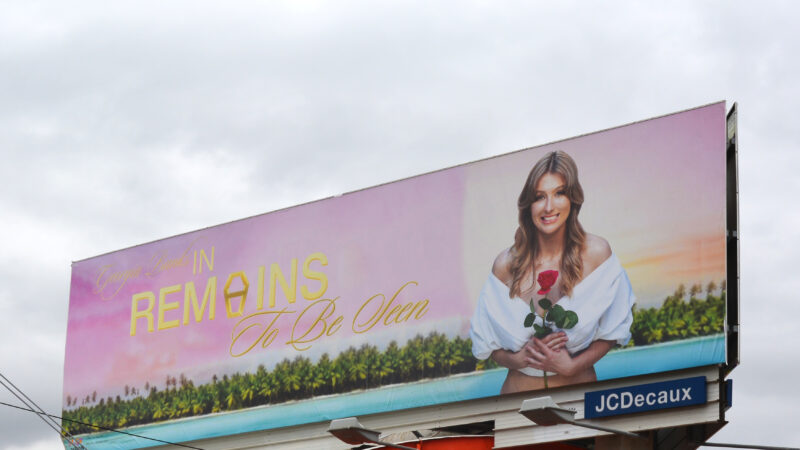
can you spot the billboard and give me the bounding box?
[62,103,727,448]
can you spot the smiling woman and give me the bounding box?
[469,150,636,394]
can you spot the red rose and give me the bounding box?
[537,270,559,295]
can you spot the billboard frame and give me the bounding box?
[725,102,740,372]
[63,102,736,449]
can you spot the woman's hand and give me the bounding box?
[528,337,578,376]
[489,332,569,371]
[490,347,535,371]
[537,332,567,352]
[528,339,616,377]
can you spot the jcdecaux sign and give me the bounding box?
[585,376,707,419]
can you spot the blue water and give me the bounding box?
[74,334,724,449]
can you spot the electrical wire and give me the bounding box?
[0,374,86,449]
[0,400,206,450]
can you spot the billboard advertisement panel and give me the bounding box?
[62,103,727,448]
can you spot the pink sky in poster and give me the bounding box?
[63,103,726,403]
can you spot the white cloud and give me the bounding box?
[2,0,800,448]
[5,437,64,450]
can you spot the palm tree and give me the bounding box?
[190,396,205,415]
[226,385,240,410]
[330,358,346,393]
[443,340,464,375]
[152,401,166,420]
[241,385,254,405]
[675,283,686,300]
[376,353,394,386]
[415,344,434,379]
[384,341,402,384]
[706,280,717,296]
[349,358,368,389]
[258,378,274,404]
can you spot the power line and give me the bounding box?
[0,373,86,449]
[0,400,206,450]
[0,370,204,449]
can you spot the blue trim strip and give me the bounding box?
[75,334,724,449]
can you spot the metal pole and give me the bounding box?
[698,442,799,450]
[563,417,647,440]
[367,439,418,450]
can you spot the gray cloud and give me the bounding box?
[1,1,799,448]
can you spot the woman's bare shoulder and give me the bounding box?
[582,234,612,275]
[492,248,514,286]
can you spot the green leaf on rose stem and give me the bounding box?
[562,310,579,329]
[529,299,537,314]
[538,298,552,310]
[533,323,553,338]
[547,304,566,326]
[524,313,535,328]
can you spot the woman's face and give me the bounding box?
[530,172,571,236]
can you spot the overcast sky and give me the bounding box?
[2,1,799,449]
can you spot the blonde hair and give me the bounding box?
[509,151,586,298]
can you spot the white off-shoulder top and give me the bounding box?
[469,253,635,376]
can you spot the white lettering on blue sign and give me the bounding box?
[594,386,694,413]
[584,376,707,419]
